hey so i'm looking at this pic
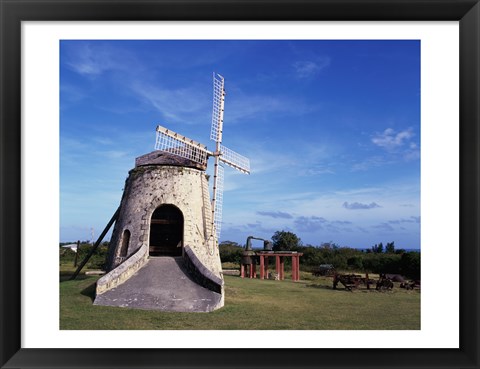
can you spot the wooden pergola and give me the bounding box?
[240,251,303,281]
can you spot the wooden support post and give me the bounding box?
[240,264,245,278]
[249,263,253,278]
[291,255,298,281]
[296,255,301,281]
[259,255,265,279]
[70,207,120,280]
[280,256,285,280]
[295,256,299,281]
[275,255,280,279]
[252,263,257,278]
[264,256,268,279]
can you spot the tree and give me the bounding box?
[371,242,384,253]
[219,241,243,264]
[320,241,340,250]
[347,256,363,271]
[400,251,421,279]
[385,241,395,254]
[271,230,302,251]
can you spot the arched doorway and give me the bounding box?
[149,204,183,256]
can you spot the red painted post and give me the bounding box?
[280,257,285,280]
[240,264,245,278]
[275,255,280,278]
[259,255,265,279]
[264,256,268,279]
[252,263,257,278]
[290,256,295,281]
[249,263,253,278]
[296,256,300,281]
[296,255,300,281]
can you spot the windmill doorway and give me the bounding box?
[149,205,184,257]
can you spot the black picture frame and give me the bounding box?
[1,0,479,368]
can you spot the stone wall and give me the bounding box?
[96,243,149,295]
[183,245,223,294]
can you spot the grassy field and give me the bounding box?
[60,268,420,330]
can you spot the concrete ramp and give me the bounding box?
[94,257,222,312]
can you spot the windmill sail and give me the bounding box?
[212,164,224,239]
[219,144,250,174]
[155,125,208,167]
[210,73,225,143]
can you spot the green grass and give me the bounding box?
[60,271,420,330]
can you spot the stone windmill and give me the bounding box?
[91,73,250,312]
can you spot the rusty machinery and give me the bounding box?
[332,273,376,291]
[241,236,273,265]
[331,273,401,291]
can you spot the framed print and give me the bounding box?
[1,0,479,368]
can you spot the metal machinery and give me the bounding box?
[243,235,272,257]
[241,236,273,277]
[240,236,303,281]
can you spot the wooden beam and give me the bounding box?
[150,219,180,225]
[70,207,120,280]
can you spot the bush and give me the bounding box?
[400,252,421,279]
[219,241,243,265]
[59,243,109,270]
[347,256,363,271]
[362,253,401,274]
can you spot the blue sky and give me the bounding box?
[60,40,420,249]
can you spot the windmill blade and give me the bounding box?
[155,125,208,167]
[210,73,225,143]
[212,163,224,240]
[219,144,250,174]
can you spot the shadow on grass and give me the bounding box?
[306,283,355,292]
[80,281,97,302]
[306,283,333,290]
[307,283,391,294]
[59,270,98,301]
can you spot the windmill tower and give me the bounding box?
[95,73,249,312]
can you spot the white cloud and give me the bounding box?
[351,156,387,172]
[98,150,129,159]
[372,128,414,151]
[293,57,330,79]
[64,42,143,78]
[257,211,294,219]
[130,81,209,124]
[372,222,395,232]
[354,128,420,170]
[343,201,381,210]
[66,43,118,76]
[298,167,335,176]
[226,93,316,124]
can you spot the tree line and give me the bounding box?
[60,242,109,270]
[220,230,420,279]
[61,231,421,280]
